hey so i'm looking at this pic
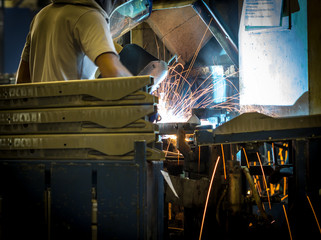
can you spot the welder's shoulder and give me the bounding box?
[38,3,100,20]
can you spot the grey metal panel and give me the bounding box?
[0,161,46,240]
[0,119,157,134]
[196,126,321,145]
[195,112,321,145]
[213,112,321,135]
[0,105,157,134]
[146,5,212,65]
[0,76,157,109]
[50,162,92,240]
[0,147,164,161]
[0,144,164,240]
[147,161,164,240]
[0,76,152,100]
[97,141,148,239]
[0,91,157,109]
[97,163,141,239]
[0,133,156,157]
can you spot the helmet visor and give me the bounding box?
[110,0,152,39]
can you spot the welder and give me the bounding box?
[16,0,133,84]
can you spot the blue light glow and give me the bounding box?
[211,66,226,104]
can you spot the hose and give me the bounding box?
[242,166,269,220]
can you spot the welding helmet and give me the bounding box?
[108,0,153,39]
[95,0,126,15]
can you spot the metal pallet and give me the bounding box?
[0,133,164,160]
[0,77,164,239]
[0,76,157,109]
[0,105,158,134]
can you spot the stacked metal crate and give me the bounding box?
[0,76,164,240]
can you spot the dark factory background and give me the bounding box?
[0,0,320,240]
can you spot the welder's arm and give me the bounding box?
[96,52,132,78]
[16,59,31,84]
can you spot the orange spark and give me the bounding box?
[199,156,221,240]
[270,183,275,196]
[221,144,227,179]
[255,177,262,196]
[154,56,240,123]
[243,148,250,168]
[165,138,172,158]
[279,148,284,164]
[281,195,288,201]
[272,143,275,164]
[283,205,293,240]
[306,195,321,234]
[285,149,288,162]
[280,148,287,196]
[168,227,184,231]
[257,152,271,209]
[268,150,271,165]
[168,203,172,220]
[252,162,262,196]
[186,18,213,79]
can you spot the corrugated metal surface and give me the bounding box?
[147,5,213,65]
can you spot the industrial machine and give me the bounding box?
[159,112,321,239]
[148,0,321,240]
[1,0,321,240]
[0,76,164,240]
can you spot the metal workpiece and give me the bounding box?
[0,146,164,161]
[0,75,153,100]
[0,119,157,134]
[0,76,157,109]
[195,112,321,144]
[0,105,157,134]
[213,112,321,135]
[0,90,157,109]
[157,122,199,135]
[0,133,160,158]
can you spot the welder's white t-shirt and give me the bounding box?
[21,2,117,82]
